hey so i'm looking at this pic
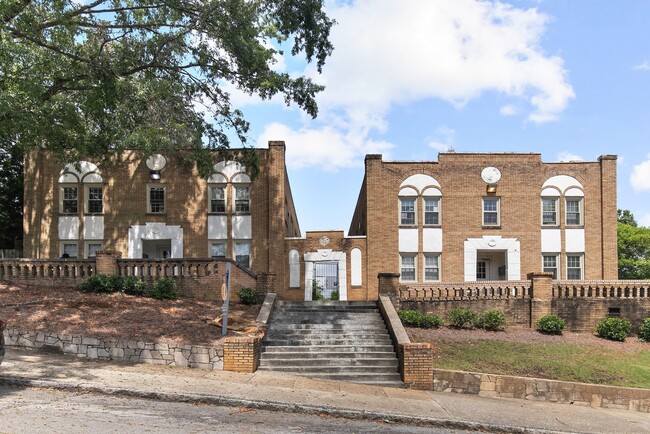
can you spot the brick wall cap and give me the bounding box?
[527,272,554,279]
[224,336,260,343]
[378,273,400,278]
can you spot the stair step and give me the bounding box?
[259,351,397,360]
[263,338,393,346]
[266,328,388,335]
[257,365,398,374]
[256,371,404,383]
[261,344,396,353]
[259,358,397,368]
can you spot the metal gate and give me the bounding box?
[312,261,339,300]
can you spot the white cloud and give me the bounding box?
[556,151,584,162]
[258,122,395,171]
[634,61,650,71]
[631,154,650,191]
[427,125,456,152]
[250,1,575,170]
[500,105,518,116]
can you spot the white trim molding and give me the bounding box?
[464,236,521,281]
[303,249,347,301]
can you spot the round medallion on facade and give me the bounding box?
[319,236,330,247]
[146,154,167,171]
[481,166,501,184]
[488,238,497,247]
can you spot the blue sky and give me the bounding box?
[230,0,650,233]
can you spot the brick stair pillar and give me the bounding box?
[529,272,554,328]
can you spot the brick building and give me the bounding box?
[23,141,300,280]
[349,153,618,298]
[22,145,619,301]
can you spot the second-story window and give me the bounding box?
[86,186,103,214]
[482,197,500,226]
[566,198,583,225]
[424,198,440,225]
[210,186,226,213]
[400,198,416,225]
[62,186,78,214]
[541,198,557,225]
[235,186,250,213]
[148,185,166,213]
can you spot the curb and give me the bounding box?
[0,375,570,434]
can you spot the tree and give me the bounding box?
[0,142,23,249]
[0,0,334,176]
[617,210,650,279]
[617,209,637,227]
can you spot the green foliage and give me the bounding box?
[0,0,334,176]
[149,279,178,300]
[0,142,22,249]
[237,287,260,305]
[330,290,339,301]
[596,318,631,342]
[617,212,650,279]
[398,310,443,329]
[617,209,637,227]
[474,310,507,331]
[536,314,567,335]
[447,308,477,329]
[311,280,324,301]
[79,274,177,300]
[638,318,650,342]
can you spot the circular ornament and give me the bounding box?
[481,166,501,184]
[146,154,167,171]
[488,238,497,247]
[319,236,330,247]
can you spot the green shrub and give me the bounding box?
[330,290,339,301]
[596,318,631,342]
[638,318,650,342]
[311,280,324,301]
[149,279,178,300]
[237,287,259,305]
[398,310,443,329]
[474,310,507,331]
[447,308,477,329]
[120,276,148,296]
[536,314,567,335]
[79,274,120,293]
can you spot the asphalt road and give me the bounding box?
[0,386,477,434]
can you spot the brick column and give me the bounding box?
[378,272,401,308]
[223,336,261,373]
[95,250,122,276]
[256,272,276,300]
[400,343,434,390]
[528,272,553,328]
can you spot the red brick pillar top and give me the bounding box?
[527,272,554,300]
[378,273,401,297]
[95,250,122,276]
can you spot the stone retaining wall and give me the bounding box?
[3,328,223,370]
[433,369,650,413]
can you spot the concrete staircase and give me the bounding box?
[258,300,403,387]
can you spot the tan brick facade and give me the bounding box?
[350,153,618,297]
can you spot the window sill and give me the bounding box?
[565,225,584,229]
[84,213,104,216]
[482,225,501,229]
[423,224,442,228]
[398,225,417,229]
[59,213,79,216]
[541,225,560,229]
[146,212,167,216]
[233,212,251,216]
[207,212,227,216]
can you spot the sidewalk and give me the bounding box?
[0,348,648,434]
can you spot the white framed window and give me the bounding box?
[542,254,558,279]
[209,185,226,213]
[400,254,416,281]
[147,185,166,213]
[235,186,250,214]
[210,241,226,258]
[60,242,78,258]
[424,198,440,225]
[566,198,583,226]
[61,186,78,214]
[566,255,583,280]
[476,260,488,280]
[234,241,251,268]
[482,197,500,226]
[400,198,416,225]
[85,185,103,214]
[424,254,440,281]
[86,242,103,258]
[541,198,557,226]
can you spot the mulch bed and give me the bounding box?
[407,325,649,353]
[0,283,260,346]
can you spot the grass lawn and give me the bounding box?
[430,339,650,389]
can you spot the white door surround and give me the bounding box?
[304,249,347,301]
[464,236,520,281]
[128,223,183,258]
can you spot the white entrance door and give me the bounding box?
[477,259,489,280]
